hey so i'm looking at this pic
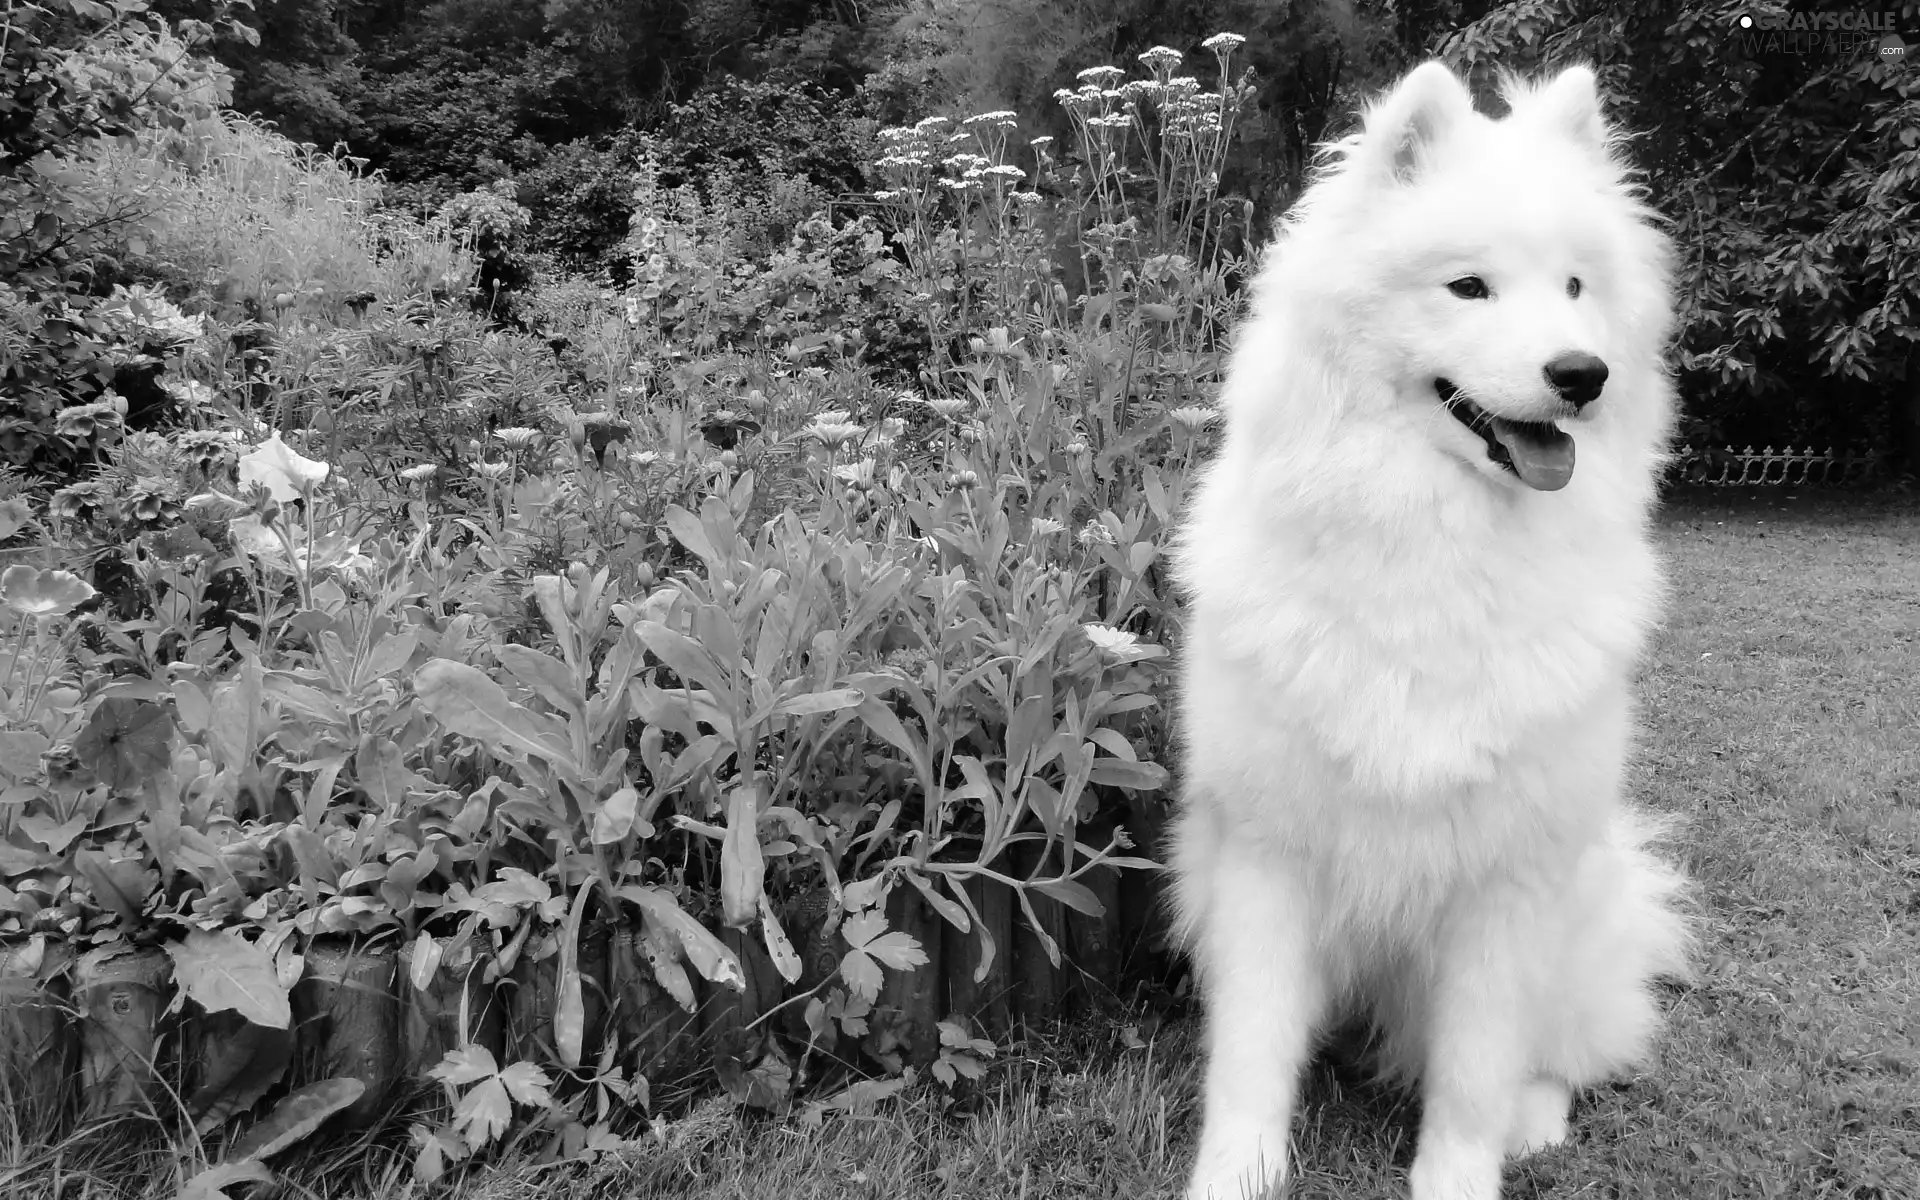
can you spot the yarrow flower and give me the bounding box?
[1138,45,1184,72]
[963,110,1018,127]
[1076,65,1125,85]
[1202,32,1248,53]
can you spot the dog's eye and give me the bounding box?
[1567,277,1584,299]
[1447,276,1489,300]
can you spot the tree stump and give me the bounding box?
[295,941,401,1124]
[942,870,1013,1038]
[0,938,74,1126]
[399,932,501,1077]
[866,883,942,1069]
[75,944,170,1118]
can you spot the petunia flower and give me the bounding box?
[238,432,329,502]
[0,565,96,616]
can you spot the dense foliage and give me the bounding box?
[0,10,1255,1179]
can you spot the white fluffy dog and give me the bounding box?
[1171,61,1692,1200]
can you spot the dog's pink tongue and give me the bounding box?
[1491,419,1575,491]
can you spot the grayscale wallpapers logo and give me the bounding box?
[1734,10,1910,60]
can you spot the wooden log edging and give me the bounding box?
[0,857,1148,1130]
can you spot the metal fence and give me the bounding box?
[1668,444,1883,487]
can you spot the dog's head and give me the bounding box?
[1273,62,1673,493]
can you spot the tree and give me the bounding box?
[1440,0,1919,454]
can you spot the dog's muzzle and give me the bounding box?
[1436,379,1576,491]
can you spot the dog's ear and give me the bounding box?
[1361,61,1474,184]
[1518,65,1610,156]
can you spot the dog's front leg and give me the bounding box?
[1407,883,1542,1200]
[1186,850,1324,1200]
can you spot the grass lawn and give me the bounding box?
[8,490,1917,1199]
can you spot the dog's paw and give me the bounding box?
[1186,1134,1287,1200]
[1504,1079,1572,1157]
[1408,1137,1500,1200]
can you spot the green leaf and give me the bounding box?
[189,1020,297,1134]
[554,877,595,1069]
[282,826,338,890]
[764,686,867,722]
[590,785,642,844]
[905,870,970,933]
[719,779,764,928]
[430,1044,498,1088]
[618,884,746,993]
[452,1076,513,1149]
[1084,757,1169,790]
[176,1160,274,1200]
[224,1078,366,1161]
[494,643,584,718]
[861,930,928,971]
[838,946,883,1003]
[413,659,580,774]
[664,504,722,575]
[1033,877,1106,918]
[760,894,802,985]
[166,928,292,1029]
[838,908,927,1004]
[497,1061,553,1107]
[853,696,927,791]
[1086,727,1137,761]
[633,621,738,720]
[357,628,420,686]
[73,698,174,792]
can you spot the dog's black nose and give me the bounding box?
[1545,352,1609,408]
